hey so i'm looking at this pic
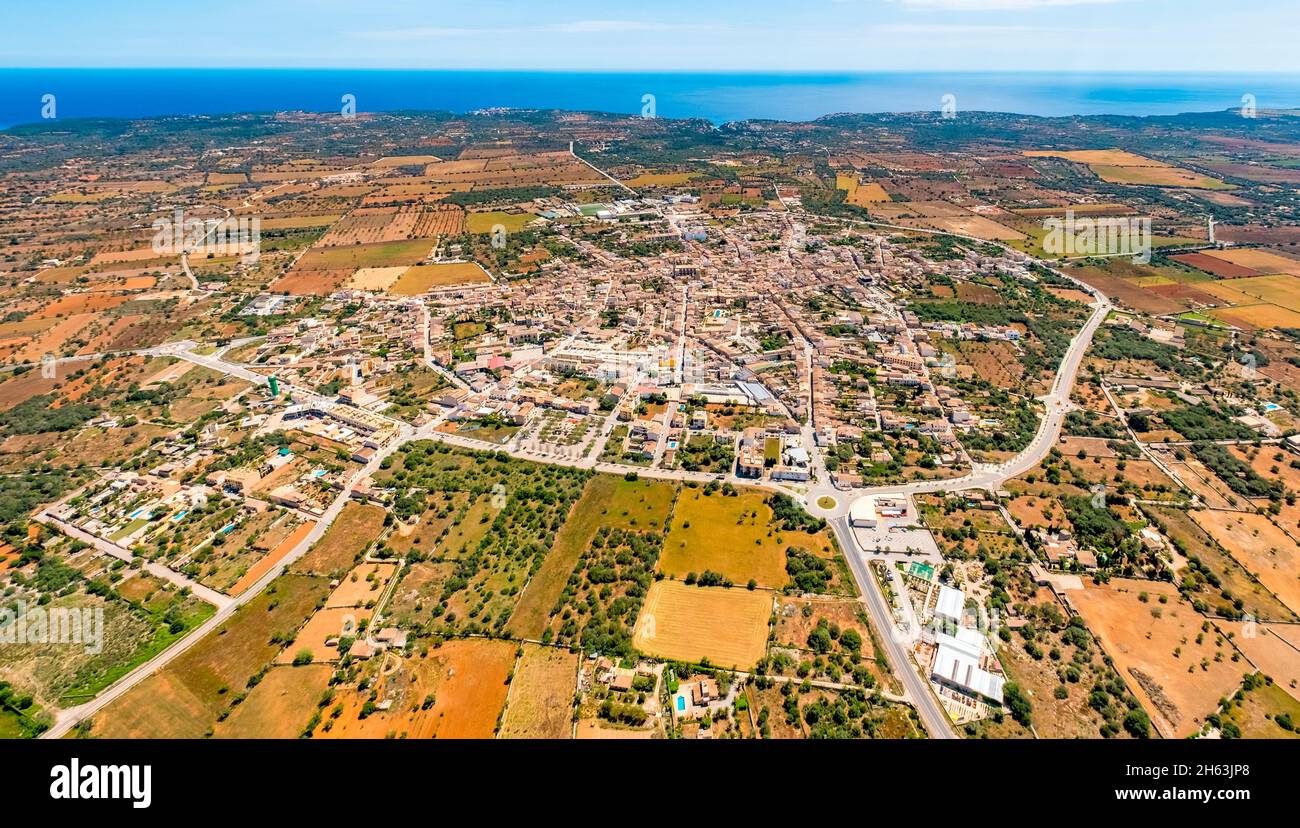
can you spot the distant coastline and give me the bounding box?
[2,69,1300,129]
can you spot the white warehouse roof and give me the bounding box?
[935,586,965,622]
[932,627,1004,703]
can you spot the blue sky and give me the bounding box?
[4,0,1299,72]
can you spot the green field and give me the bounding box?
[659,487,829,589]
[466,211,537,234]
[296,238,436,270]
[507,474,677,638]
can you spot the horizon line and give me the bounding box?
[3,67,1299,75]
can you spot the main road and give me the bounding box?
[794,237,1112,739]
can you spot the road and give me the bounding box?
[42,417,418,738]
[829,515,956,738]
[34,511,231,610]
[788,222,1113,739]
[805,282,1112,516]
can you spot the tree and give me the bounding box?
[1123,707,1151,739]
[1004,682,1032,727]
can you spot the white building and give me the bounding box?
[934,586,965,625]
[848,497,877,529]
[932,627,1005,704]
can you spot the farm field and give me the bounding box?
[632,580,771,669]
[292,502,385,577]
[498,644,578,739]
[294,238,436,271]
[276,606,371,664]
[346,266,409,291]
[622,171,700,188]
[1169,252,1260,279]
[660,487,830,589]
[326,562,397,609]
[82,574,329,738]
[1220,675,1300,739]
[1199,273,1300,312]
[1208,303,1300,329]
[1067,578,1245,738]
[1024,149,1230,189]
[1144,505,1296,622]
[1226,622,1300,702]
[213,664,332,739]
[507,474,676,639]
[1189,510,1300,617]
[383,491,470,558]
[317,206,463,246]
[901,214,1025,241]
[319,639,515,738]
[465,210,537,234]
[836,174,891,207]
[1199,247,1300,275]
[389,261,491,294]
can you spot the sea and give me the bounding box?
[2,69,1300,129]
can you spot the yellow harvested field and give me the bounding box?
[293,502,385,576]
[294,238,436,271]
[1198,272,1300,328]
[660,488,811,588]
[1201,248,1300,275]
[1209,304,1300,329]
[1026,149,1158,166]
[1200,274,1300,310]
[1228,622,1300,703]
[89,246,175,266]
[622,171,700,187]
[372,155,441,167]
[1190,510,1300,616]
[499,644,578,739]
[389,261,491,295]
[1068,578,1244,738]
[1025,149,1230,189]
[347,266,410,291]
[1091,165,1230,188]
[213,664,332,738]
[632,580,771,669]
[466,210,537,234]
[904,215,1025,241]
[836,174,890,206]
